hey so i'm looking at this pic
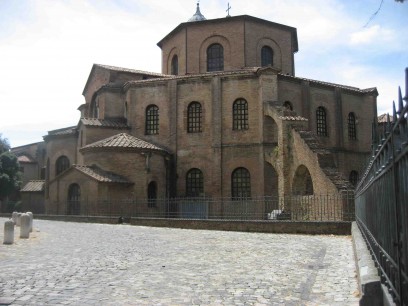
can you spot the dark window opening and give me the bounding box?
[261,46,273,67]
[349,171,359,187]
[186,168,204,197]
[187,102,202,133]
[316,106,327,136]
[348,112,357,140]
[67,183,80,215]
[145,105,159,135]
[231,167,251,199]
[56,155,70,176]
[283,101,293,111]
[148,181,157,207]
[207,44,224,72]
[171,55,178,75]
[233,99,249,130]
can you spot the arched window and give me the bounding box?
[348,112,357,140]
[187,102,202,133]
[186,168,204,197]
[207,43,224,72]
[56,155,70,176]
[145,105,159,135]
[147,181,157,207]
[261,46,273,67]
[171,55,178,75]
[233,99,249,130]
[283,101,293,111]
[67,183,80,215]
[349,171,359,187]
[316,106,327,136]
[231,167,251,199]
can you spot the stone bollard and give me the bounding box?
[3,219,14,244]
[27,212,33,232]
[11,211,18,224]
[20,213,30,239]
[16,213,22,227]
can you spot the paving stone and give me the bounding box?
[0,217,359,305]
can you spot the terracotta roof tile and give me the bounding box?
[278,73,378,94]
[47,126,77,136]
[73,165,131,184]
[95,64,168,77]
[17,155,35,163]
[80,118,130,129]
[20,180,45,192]
[81,133,169,153]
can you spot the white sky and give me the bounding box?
[1,0,407,147]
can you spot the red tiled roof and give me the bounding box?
[20,180,45,192]
[80,118,130,129]
[81,133,169,153]
[73,165,132,184]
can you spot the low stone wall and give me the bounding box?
[0,213,351,235]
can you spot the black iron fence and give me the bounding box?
[355,68,408,305]
[53,192,355,222]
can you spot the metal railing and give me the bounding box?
[355,68,408,305]
[53,192,355,222]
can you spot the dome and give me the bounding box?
[188,3,206,22]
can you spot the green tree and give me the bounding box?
[0,133,10,154]
[0,135,22,201]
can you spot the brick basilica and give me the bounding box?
[12,4,378,216]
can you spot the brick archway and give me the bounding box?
[292,165,313,195]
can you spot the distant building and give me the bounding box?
[13,4,378,217]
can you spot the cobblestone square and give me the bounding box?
[0,218,359,305]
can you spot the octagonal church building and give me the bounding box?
[14,4,378,219]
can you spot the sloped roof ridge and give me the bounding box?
[81,133,169,153]
[20,180,45,192]
[73,165,131,184]
[79,117,130,129]
[124,67,259,88]
[94,64,169,77]
[279,73,377,94]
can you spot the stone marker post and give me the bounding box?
[16,213,22,227]
[20,213,30,239]
[27,212,33,232]
[3,220,14,244]
[11,212,18,224]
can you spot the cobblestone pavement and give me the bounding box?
[0,218,360,305]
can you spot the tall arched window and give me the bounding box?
[56,155,70,176]
[145,105,159,135]
[207,43,224,72]
[261,46,273,67]
[233,99,249,130]
[316,106,327,136]
[171,55,178,75]
[348,112,357,140]
[147,181,157,207]
[186,168,204,197]
[187,102,202,133]
[67,183,80,215]
[231,167,251,199]
[349,171,359,187]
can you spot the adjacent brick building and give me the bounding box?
[14,4,378,217]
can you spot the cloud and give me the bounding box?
[349,25,395,45]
